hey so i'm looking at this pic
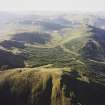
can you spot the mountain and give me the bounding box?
[0,12,105,105]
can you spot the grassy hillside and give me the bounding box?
[0,16,105,105]
[0,67,105,105]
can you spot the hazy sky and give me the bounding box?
[0,0,105,12]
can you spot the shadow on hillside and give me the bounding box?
[11,32,51,44]
[89,26,105,48]
[61,71,105,105]
[82,26,105,73]
[32,77,52,105]
[0,40,25,49]
[0,76,52,105]
[0,49,26,70]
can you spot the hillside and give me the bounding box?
[0,67,105,105]
[0,49,25,69]
[11,32,51,44]
[0,12,105,105]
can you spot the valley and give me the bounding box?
[0,12,105,105]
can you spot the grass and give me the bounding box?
[0,66,104,105]
[0,67,68,105]
[24,46,80,68]
[1,16,105,105]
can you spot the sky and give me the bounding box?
[0,0,105,12]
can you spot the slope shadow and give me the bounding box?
[61,71,105,105]
[0,40,25,49]
[11,32,51,44]
[0,49,25,69]
[89,26,105,48]
[0,76,52,105]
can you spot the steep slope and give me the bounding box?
[82,39,105,61]
[0,67,105,105]
[81,26,105,74]
[0,12,105,105]
[0,16,105,105]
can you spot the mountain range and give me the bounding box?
[0,11,105,105]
